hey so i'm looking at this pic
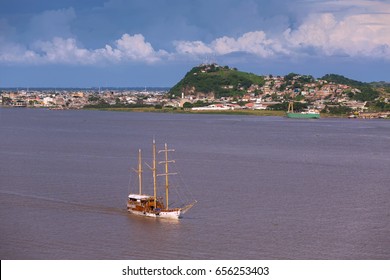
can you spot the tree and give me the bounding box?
[294,95,305,101]
[2,97,12,105]
[193,100,207,107]
[322,105,352,114]
[285,73,298,81]
[372,101,390,111]
[88,95,100,102]
[183,102,193,109]
[268,102,289,111]
[321,74,365,87]
[353,87,379,102]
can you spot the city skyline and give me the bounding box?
[1,0,389,87]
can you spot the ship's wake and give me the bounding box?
[0,190,127,216]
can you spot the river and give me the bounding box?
[0,108,389,259]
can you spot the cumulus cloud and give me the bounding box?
[175,31,289,58]
[174,7,390,60]
[114,34,168,62]
[173,0,390,60]
[0,38,38,63]
[284,12,390,58]
[32,37,91,63]
[0,33,168,64]
[1,0,390,65]
[174,40,213,55]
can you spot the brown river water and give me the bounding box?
[0,108,389,259]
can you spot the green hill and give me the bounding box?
[169,64,264,98]
[320,74,366,88]
[169,66,384,103]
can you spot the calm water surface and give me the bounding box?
[0,108,389,259]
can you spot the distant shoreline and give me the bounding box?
[2,105,388,119]
[83,107,349,118]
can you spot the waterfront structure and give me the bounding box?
[286,102,320,119]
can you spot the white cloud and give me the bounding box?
[1,0,390,65]
[174,0,390,60]
[33,37,91,63]
[0,33,168,65]
[174,40,213,55]
[216,31,287,57]
[284,12,390,58]
[175,31,289,58]
[114,34,168,62]
[0,39,39,63]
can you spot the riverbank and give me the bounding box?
[83,106,361,118]
[2,105,388,118]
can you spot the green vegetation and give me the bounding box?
[352,87,380,102]
[285,73,315,84]
[321,105,352,115]
[84,102,151,109]
[321,74,380,102]
[88,95,100,102]
[367,100,390,112]
[85,106,287,116]
[169,64,264,98]
[321,74,366,88]
[267,102,308,112]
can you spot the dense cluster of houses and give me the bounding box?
[181,75,376,112]
[0,89,168,109]
[257,75,371,112]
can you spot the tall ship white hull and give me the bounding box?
[127,194,182,219]
[127,206,182,219]
[127,209,181,219]
[127,141,196,219]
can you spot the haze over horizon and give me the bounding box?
[1,0,389,87]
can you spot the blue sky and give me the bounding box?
[0,0,389,87]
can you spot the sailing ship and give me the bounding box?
[127,140,196,219]
[286,101,320,119]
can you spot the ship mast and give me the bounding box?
[137,149,143,194]
[158,143,176,210]
[132,149,143,195]
[145,139,159,209]
[152,139,157,209]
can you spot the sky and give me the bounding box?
[0,0,389,87]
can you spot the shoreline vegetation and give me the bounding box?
[82,106,358,118]
[1,104,388,119]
